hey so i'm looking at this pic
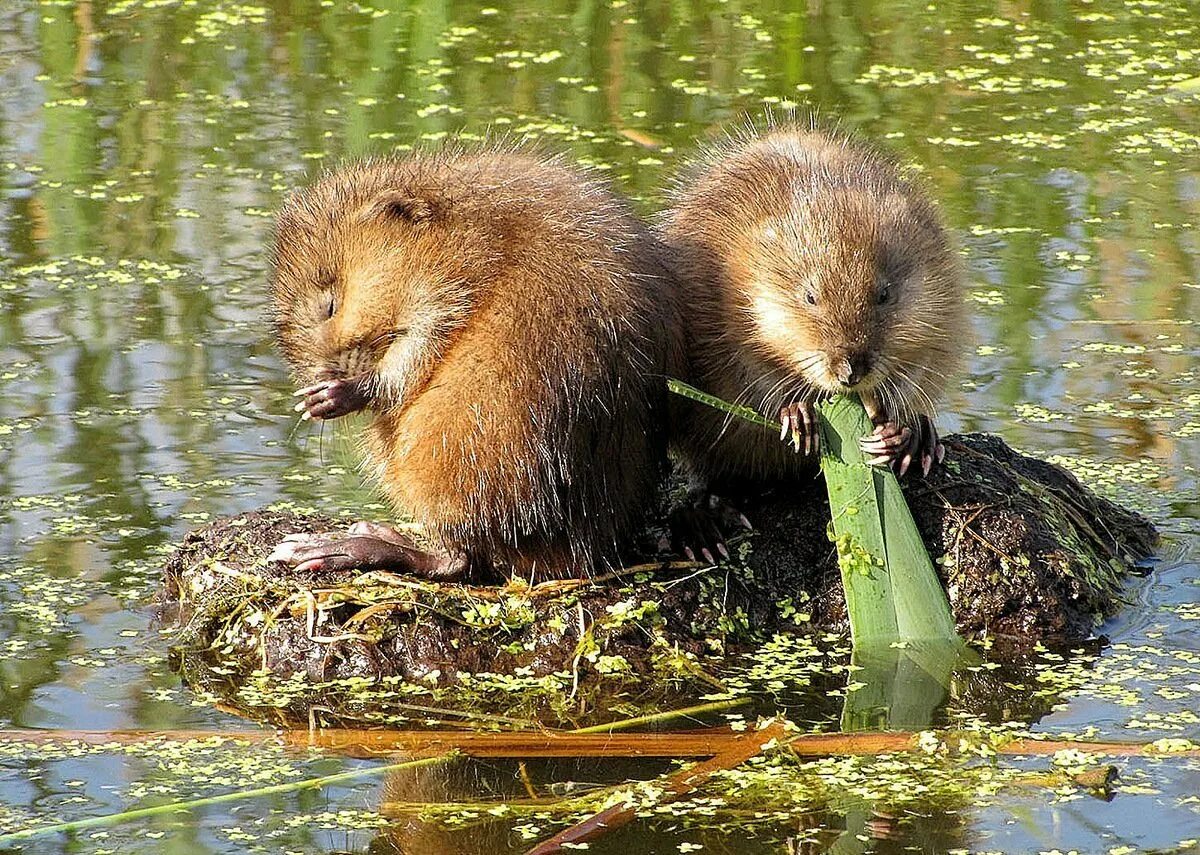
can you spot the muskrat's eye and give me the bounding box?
[878,282,895,305]
[804,290,817,306]
[326,298,336,319]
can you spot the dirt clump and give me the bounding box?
[159,433,1155,696]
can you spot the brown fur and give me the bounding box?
[662,123,967,490]
[270,145,682,581]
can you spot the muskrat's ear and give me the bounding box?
[363,190,441,226]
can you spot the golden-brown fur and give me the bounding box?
[663,123,966,490]
[270,145,682,581]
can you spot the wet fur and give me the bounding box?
[662,121,966,490]
[271,145,682,581]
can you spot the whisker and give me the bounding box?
[878,358,940,424]
[287,412,306,444]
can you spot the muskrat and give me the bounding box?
[663,124,966,539]
[267,146,681,582]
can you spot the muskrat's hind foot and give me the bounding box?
[268,523,468,580]
[668,492,752,564]
[860,415,944,477]
[779,401,820,456]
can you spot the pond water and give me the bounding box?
[0,1,1197,853]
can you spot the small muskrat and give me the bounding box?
[268,146,680,582]
[664,124,966,524]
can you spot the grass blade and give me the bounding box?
[667,378,781,431]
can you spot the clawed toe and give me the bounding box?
[859,414,941,478]
[267,538,303,563]
[672,508,723,565]
[347,520,412,545]
[668,494,750,565]
[280,532,319,545]
[267,522,468,581]
[292,376,371,422]
[268,533,334,563]
[778,401,819,456]
[859,424,911,455]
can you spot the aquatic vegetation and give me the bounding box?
[668,381,965,648]
[0,0,1197,851]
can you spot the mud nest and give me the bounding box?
[159,433,1155,700]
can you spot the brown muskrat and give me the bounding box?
[663,123,967,547]
[267,145,681,582]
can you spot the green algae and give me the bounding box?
[1,0,1198,851]
[0,735,396,851]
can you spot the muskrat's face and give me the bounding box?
[270,180,476,409]
[740,185,960,401]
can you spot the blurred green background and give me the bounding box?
[0,1,1197,852]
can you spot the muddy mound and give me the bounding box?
[159,433,1155,700]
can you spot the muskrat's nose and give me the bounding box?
[834,351,872,387]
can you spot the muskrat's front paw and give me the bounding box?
[778,401,819,456]
[292,377,370,421]
[859,415,943,477]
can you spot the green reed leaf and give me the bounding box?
[669,379,964,646]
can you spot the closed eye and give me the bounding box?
[379,327,409,345]
[363,328,409,352]
[316,270,338,319]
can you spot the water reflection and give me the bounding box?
[0,0,1197,852]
